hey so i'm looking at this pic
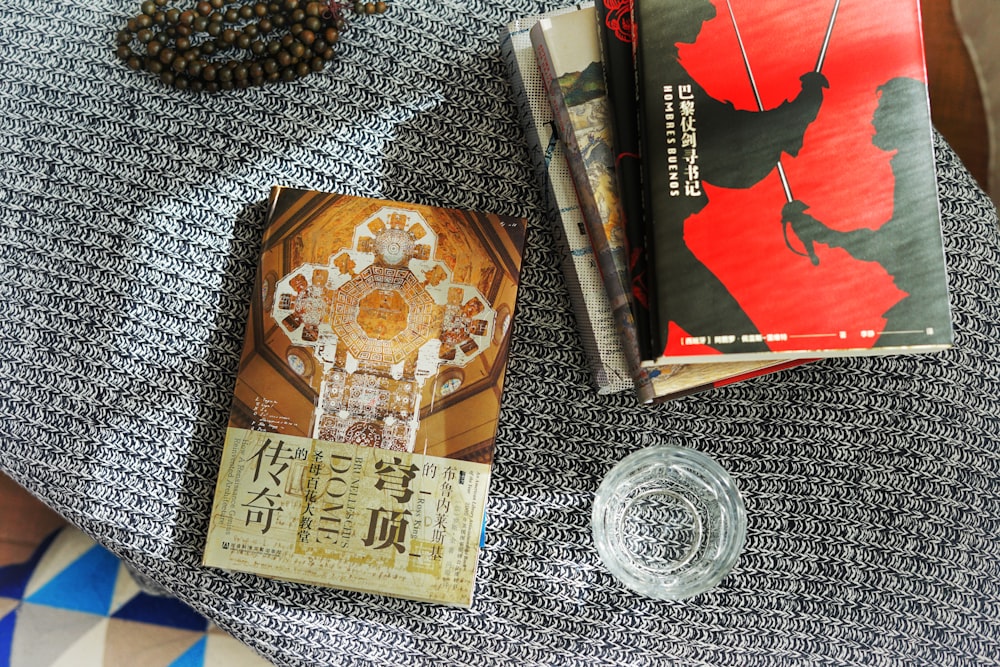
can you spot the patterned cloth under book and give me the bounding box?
[0,1,998,666]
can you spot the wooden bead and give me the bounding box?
[115,0,390,91]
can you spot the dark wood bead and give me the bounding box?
[116,0,389,91]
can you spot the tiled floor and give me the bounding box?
[0,474,270,666]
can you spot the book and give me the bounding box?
[527,4,797,401]
[595,0,651,361]
[501,5,634,396]
[634,0,953,365]
[203,187,528,606]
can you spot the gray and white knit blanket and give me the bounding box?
[1,1,998,665]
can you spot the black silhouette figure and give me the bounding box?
[782,77,950,341]
[642,0,828,354]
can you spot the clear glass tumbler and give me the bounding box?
[591,445,747,600]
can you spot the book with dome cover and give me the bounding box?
[203,186,527,606]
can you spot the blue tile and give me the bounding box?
[169,635,207,667]
[25,545,119,615]
[112,593,209,633]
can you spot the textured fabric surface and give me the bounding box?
[2,1,1000,666]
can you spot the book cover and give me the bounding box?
[529,5,797,401]
[203,187,527,606]
[634,0,953,364]
[531,6,653,398]
[595,0,652,360]
[501,6,635,396]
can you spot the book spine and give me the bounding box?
[501,18,633,395]
[531,18,657,403]
[595,0,653,362]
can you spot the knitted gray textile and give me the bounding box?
[1,1,999,665]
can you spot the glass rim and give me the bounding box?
[591,445,747,600]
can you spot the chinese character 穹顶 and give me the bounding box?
[362,507,411,553]
[373,457,419,503]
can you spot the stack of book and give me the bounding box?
[502,0,953,404]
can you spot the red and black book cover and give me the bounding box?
[634,0,953,364]
[596,0,653,361]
